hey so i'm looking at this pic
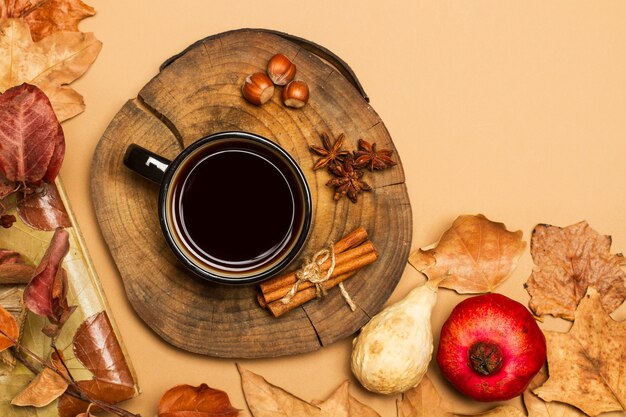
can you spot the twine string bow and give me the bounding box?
[280,243,356,311]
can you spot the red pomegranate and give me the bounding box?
[437,293,546,402]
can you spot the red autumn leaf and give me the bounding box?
[23,228,75,334]
[0,83,65,185]
[158,384,240,417]
[17,182,71,231]
[0,248,35,284]
[0,304,19,352]
[1,0,96,42]
[58,311,136,417]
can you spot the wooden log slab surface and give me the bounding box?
[91,29,412,358]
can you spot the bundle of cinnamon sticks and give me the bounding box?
[257,227,378,317]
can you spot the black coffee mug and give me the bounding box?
[124,131,312,285]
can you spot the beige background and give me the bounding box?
[58,1,625,416]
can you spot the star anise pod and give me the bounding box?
[326,156,371,203]
[309,132,350,170]
[353,139,397,171]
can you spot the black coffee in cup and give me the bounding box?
[168,139,303,273]
[124,132,311,285]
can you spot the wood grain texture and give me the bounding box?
[91,29,412,358]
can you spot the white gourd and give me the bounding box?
[350,280,438,394]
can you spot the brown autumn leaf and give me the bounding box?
[0,248,35,284]
[409,214,526,293]
[157,383,239,417]
[396,375,453,417]
[1,0,96,42]
[533,288,626,416]
[311,381,380,417]
[57,311,136,417]
[18,182,71,231]
[0,304,18,352]
[397,375,525,417]
[11,366,69,407]
[0,18,102,121]
[525,221,626,321]
[523,371,585,417]
[23,228,76,337]
[238,365,325,417]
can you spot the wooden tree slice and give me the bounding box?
[91,29,412,358]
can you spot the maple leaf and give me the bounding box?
[525,221,626,320]
[11,366,69,407]
[57,311,136,417]
[523,371,585,417]
[409,214,526,293]
[157,383,240,417]
[0,18,102,121]
[311,381,380,417]
[0,305,19,352]
[533,288,626,416]
[397,375,525,417]
[1,0,96,42]
[238,365,325,417]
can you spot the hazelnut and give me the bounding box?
[267,53,297,86]
[282,80,309,109]
[242,72,275,105]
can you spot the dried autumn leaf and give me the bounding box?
[409,214,526,293]
[2,0,96,42]
[0,83,64,184]
[533,288,626,416]
[11,366,69,407]
[525,221,626,320]
[157,383,239,417]
[523,371,585,417]
[311,381,380,417]
[18,182,71,231]
[23,228,74,331]
[0,19,102,121]
[396,375,453,417]
[0,248,35,284]
[0,305,18,352]
[57,311,136,417]
[238,365,324,417]
[397,376,526,417]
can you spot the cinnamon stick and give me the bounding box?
[266,249,379,317]
[267,271,358,317]
[259,226,368,294]
[261,241,377,304]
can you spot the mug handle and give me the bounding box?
[123,144,171,184]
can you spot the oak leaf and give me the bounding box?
[238,365,325,417]
[409,214,526,293]
[23,228,76,336]
[18,182,71,231]
[0,305,18,352]
[1,0,96,42]
[0,248,35,284]
[311,381,380,417]
[11,366,69,407]
[157,383,239,417]
[397,375,525,417]
[523,371,585,417]
[533,288,626,416]
[525,221,626,320]
[57,311,136,417]
[0,18,102,121]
